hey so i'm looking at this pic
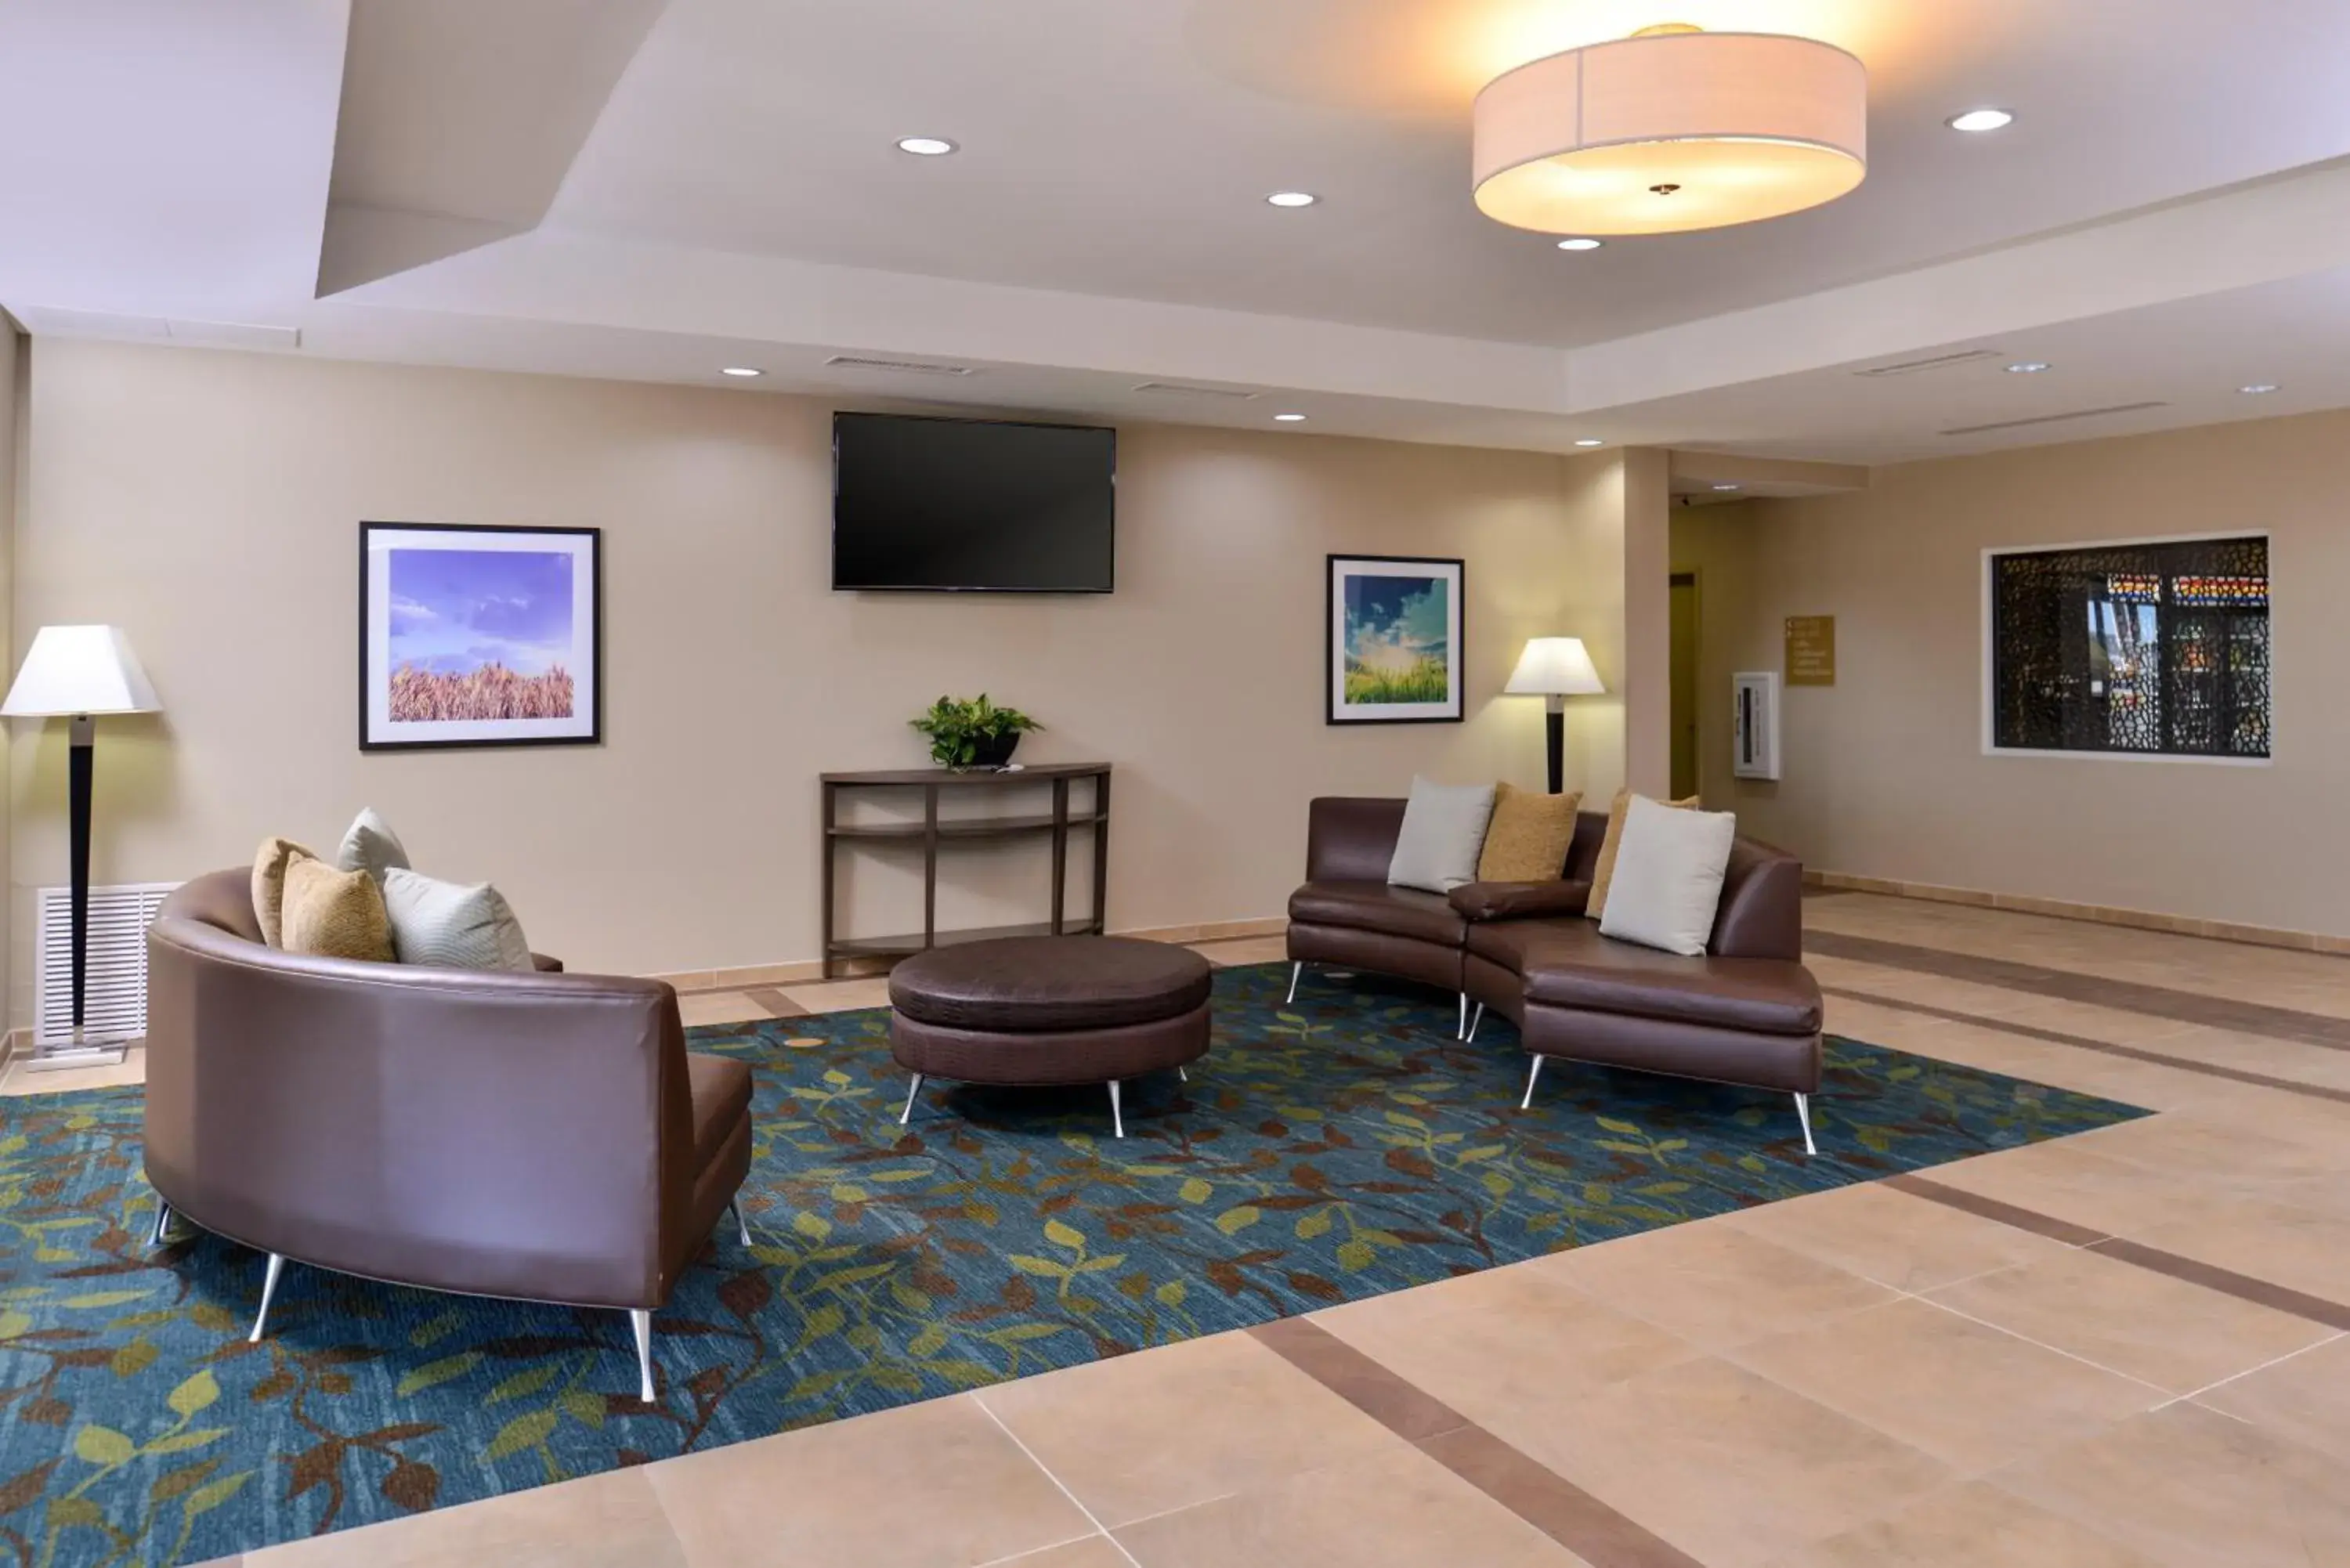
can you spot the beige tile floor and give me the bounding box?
[42,902,2350,1567]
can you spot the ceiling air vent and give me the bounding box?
[1852,349,2008,378]
[1941,402,2168,437]
[1130,381,1260,401]
[823,355,975,377]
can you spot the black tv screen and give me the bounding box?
[833,412,1115,592]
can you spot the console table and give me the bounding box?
[819,763,1110,977]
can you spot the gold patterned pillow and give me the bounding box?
[280,858,396,963]
[1475,782,1583,883]
[1587,787,1704,919]
[251,836,320,948]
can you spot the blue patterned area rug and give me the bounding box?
[0,962,2143,1564]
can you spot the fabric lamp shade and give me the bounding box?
[1472,28,1867,236]
[1,627,161,717]
[1506,637,1606,696]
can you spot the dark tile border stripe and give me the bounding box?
[1807,930,2350,1053]
[743,987,807,1018]
[2087,1237,2350,1334]
[1249,1316,1466,1443]
[1887,1174,2350,1331]
[1882,1173,2111,1246]
[1825,985,2350,1107]
[1249,1318,1704,1568]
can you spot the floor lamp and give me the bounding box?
[1505,637,1606,794]
[2,627,161,1069]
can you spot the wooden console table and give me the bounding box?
[819,763,1110,977]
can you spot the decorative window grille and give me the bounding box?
[1989,536,2269,758]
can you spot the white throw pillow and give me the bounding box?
[1386,777,1498,895]
[381,867,536,971]
[1597,795,1738,956]
[334,807,411,886]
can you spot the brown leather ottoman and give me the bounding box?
[888,935,1213,1137]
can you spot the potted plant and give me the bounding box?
[910,694,1043,771]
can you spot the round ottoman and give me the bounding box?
[888,935,1213,1137]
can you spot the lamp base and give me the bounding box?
[19,1028,132,1072]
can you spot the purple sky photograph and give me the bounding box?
[388,549,575,677]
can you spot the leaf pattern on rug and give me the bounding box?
[0,962,2143,1564]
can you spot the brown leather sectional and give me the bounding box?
[1285,798,1826,1151]
[143,869,754,1402]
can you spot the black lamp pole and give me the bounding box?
[67,714,92,1033]
[1543,695,1566,795]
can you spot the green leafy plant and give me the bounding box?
[909,694,1043,770]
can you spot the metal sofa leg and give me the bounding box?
[1519,1055,1546,1111]
[1457,993,1468,1039]
[630,1309,656,1404]
[1108,1079,1126,1139]
[1285,962,1303,1005]
[1793,1092,1818,1157]
[729,1198,752,1247]
[1466,1003,1484,1043]
[899,1073,924,1125]
[248,1253,287,1343]
[147,1199,174,1248]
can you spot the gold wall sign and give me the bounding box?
[1784,615,1836,686]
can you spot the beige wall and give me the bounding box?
[1672,410,2345,940]
[12,341,1650,1015]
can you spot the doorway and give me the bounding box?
[1668,573,1700,800]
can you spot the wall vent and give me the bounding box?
[823,355,976,377]
[1130,381,1260,400]
[34,883,177,1044]
[1852,349,2008,378]
[1940,402,2168,437]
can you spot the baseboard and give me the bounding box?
[1805,869,2350,956]
[656,917,1289,995]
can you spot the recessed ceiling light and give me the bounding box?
[1573,438,1605,447]
[720,367,763,378]
[1266,191,1318,208]
[895,136,957,156]
[1947,108,2015,133]
[1556,237,1603,251]
[2005,361,2051,374]
[1711,483,1741,492]
[1273,413,1307,422]
[2239,383,2280,395]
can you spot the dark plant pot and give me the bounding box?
[966,732,1021,770]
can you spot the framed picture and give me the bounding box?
[1327,554,1464,724]
[360,522,602,751]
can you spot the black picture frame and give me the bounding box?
[358,521,604,752]
[1325,553,1466,724]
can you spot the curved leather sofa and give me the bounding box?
[1285,798,1825,1149]
[144,869,754,1400]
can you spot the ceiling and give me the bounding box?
[6,0,2350,467]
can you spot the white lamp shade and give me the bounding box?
[1506,637,1606,695]
[1,626,161,717]
[1473,30,1867,236]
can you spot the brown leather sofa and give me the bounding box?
[1285,798,1825,1151]
[143,869,754,1402]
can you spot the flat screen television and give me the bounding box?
[832,412,1116,592]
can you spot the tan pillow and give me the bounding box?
[1476,782,1583,883]
[251,837,320,948]
[1587,787,1704,920]
[280,858,396,963]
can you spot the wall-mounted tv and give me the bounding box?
[832,412,1116,592]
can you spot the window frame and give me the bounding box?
[1979,529,2273,767]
